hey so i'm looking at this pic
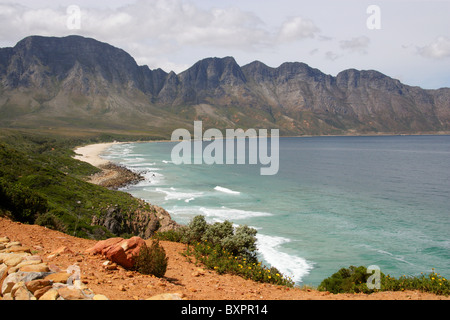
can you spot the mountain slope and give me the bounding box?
[0,35,449,137]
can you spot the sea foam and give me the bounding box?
[256,233,314,284]
[199,206,272,220]
[214,186,241,195]
[155,187,204,202]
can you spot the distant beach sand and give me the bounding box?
[73,142,119,168]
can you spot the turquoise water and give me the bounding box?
[102,135,450,286]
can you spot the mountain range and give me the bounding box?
[0,35,449,137]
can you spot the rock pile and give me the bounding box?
[0,236,108,300]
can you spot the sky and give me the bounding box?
[0,0,449,89]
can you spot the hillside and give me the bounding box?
[0,130,179,240]
[0,35,449,137]
[1,217,448,301]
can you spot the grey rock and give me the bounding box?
[0,35,448,136]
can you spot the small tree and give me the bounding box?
[134,240,168,278]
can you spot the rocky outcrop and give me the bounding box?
[88,163,144,190]
[91,199,181,239]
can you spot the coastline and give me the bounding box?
[73,142,121,168]
[73,136,450,288]
[73,142,144,189]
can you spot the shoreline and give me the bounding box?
[73,142,144,189]
[73,142,123,168]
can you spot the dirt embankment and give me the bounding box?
[1,217,448,301]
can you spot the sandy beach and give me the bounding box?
[73,142,119,168]
[73,142,145,189]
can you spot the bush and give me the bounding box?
[182,215,208,243]
[319,266,450,296]
[35,211,66,232]
[134,240,168,278]
[177,215,294,287]
[222,225,258,260]
[383,269,450,296]
[180,216,258,261]
[318,265,383,294]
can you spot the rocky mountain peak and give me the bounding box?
[0,35,448,135]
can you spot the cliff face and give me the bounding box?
[0,35,448,135]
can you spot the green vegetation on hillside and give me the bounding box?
[0,129,160,239]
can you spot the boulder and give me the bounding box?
[57,287,86,300]
[85,237,123,255]
[6,246,32,254]
[86,237,147,269]
[39,288,59,300]
[105,237,146,269]
[4,254,28,267]
[13,284,35,300]
[44,272,70,284]
[33,285,53,299]
[2,272,22,295]
[19,263,50,273]
[25,279,52,294]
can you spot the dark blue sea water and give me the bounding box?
[102,135,450,286]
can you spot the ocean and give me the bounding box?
[101,135,450,286]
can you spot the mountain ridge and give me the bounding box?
[0,35,449,137]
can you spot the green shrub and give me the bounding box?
[182,215,208,243]
[318,265,383,294]
[134,240,168,278]
[383,269,450,296]
[178,215,294,287]
[222,225,258,260]
[35,211,66,232]
[319,266,450,296]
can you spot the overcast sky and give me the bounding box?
[1,0,449,89]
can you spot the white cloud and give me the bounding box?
[0,1,270,71]
[277,16,320,42]
[339,36,370,54]
[0,1,323,72]
[0,0,448,88]
[418,36,450,59]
